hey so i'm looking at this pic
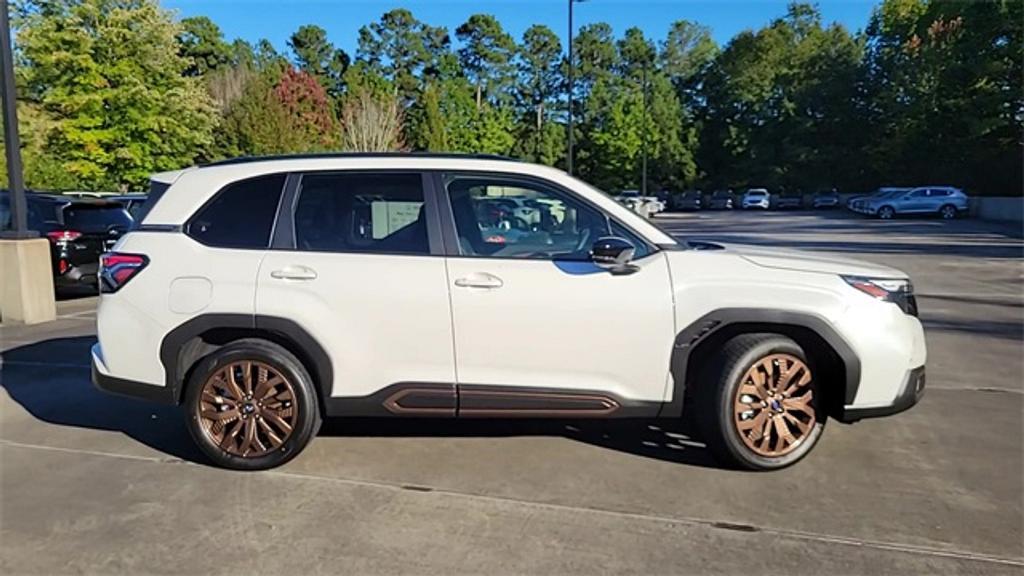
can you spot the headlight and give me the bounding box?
[842,276,918,316]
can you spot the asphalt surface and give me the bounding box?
[2,209,1022,575]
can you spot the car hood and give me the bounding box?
[716,243,906,278]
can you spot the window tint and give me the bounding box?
[909,190,928,198]
[27,200,58,229]
[446,175,648,260]
[63,205,133,231]
[189,174,285,249]
[294,173,429,255]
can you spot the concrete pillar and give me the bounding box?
[0,238,57,324]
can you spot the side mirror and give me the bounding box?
[591,236,637,274]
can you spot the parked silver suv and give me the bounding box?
[865,186,968,219]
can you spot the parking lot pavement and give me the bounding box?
[2,210,1022,574]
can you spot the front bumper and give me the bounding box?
[91,343,177,404]
[841,366,925,422]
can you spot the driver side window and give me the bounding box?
[446,175,645,260]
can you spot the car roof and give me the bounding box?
[201,152,518,168]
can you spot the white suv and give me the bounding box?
[92,154,926,471]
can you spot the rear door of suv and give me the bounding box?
[256,171,456,409]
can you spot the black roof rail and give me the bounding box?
[201,152,520,168]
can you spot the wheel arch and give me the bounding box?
[662,309,860,420]
[159,314,334,412]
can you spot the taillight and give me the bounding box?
[46,230,82,243]
[100,252,148,293]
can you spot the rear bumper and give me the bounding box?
[841,366,925,422]
[55,262,98,288]
[91,343,177,405]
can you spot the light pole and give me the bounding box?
[0,1,54,325]
[641,62,648,197]
[0,0,31,239]
[567,0,586,176]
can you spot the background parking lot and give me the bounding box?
[2,210,1021,574]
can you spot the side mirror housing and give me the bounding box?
[591,236,637,275]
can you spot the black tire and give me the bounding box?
[184,339,321,471]
[695,333,825,471]
[878,205,895,219]
[939,204,957,219]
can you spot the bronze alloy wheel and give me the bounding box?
[732,353,815,458]
[197,360,297,458]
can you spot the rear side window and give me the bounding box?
[188,174,285,249]
[293,172,429,255]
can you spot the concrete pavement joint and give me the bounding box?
[2,438,1021,569]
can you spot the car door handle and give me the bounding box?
[454,272,503,289]
[270,265,318,281]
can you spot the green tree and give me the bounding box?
[16,0,216,190]
[515,24,563,163]
[456,14,516,107]
[356,9,451,102]
[863,0,1022,194]
[288,24,350,96]
[660,21,718,107]
[177,16,233,77]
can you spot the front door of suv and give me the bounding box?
[900,189,930,213]
[256,171,457,408]
[439,173,675,412]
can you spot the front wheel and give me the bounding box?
[695,334,825,470]
[185,339,321,471]
[878,206,895,219]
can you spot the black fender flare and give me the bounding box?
[659,308,861,418]
[159,314,334,407]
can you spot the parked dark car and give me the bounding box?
[706,190,736,209]
[672,190,703,211]
[108,193,149,221]
[812,190,840,209]
[0,191,133,290]
[773,192,804,210]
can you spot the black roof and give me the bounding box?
[201,152,519,168]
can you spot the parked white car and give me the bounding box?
[742,188,771,209]
[617,190,664,217]
[93,154,926,471]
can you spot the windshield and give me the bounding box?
[63,205,133,232]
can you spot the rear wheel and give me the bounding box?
[939,204,957,219]
[878,205,895,219]
[185,339,321,471]
[695,334,825,470]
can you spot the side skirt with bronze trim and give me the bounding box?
[322,383,660,419]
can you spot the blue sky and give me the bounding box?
[162,0,878,57]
